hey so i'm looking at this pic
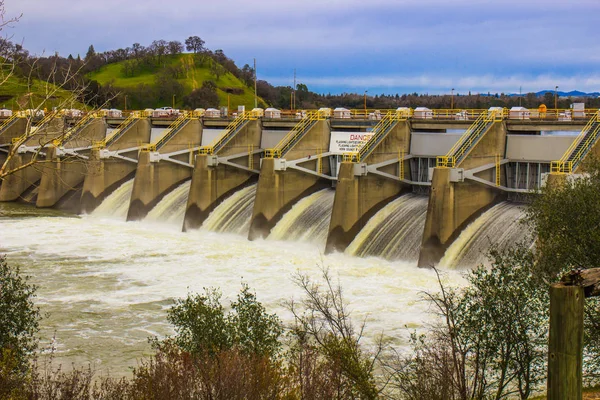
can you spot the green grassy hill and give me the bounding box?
[0,73,85,111]
[88,54,266,110]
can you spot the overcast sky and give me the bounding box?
[5,0,600,95]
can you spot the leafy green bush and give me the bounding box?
[166,284,283,360]
[0,255,40,397]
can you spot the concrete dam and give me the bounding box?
[1,107,598,268]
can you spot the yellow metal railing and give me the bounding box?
[248,145,254,170]
[34,111,58,130]
[436,109,503,168]
[399,149,405,180]
[342,110,408,162]
[198,112,256,155]
[143,112,193,152]
[54,112,98,146]
[0,114,18,133]
[100,113,141,148]
[495,154,501,186]
[551,110,600,173]
[264,111,322,158]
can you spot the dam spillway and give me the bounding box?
[268,189,335,249]
[439,201,532,269]
[345,194,428,262]
[91,179,134,219]
[202,184,257,235]
[145,180,191,226]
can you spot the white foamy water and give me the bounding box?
[91,179,134,220]
[268,189,335,250]
[145,181,191,226]
[439,202,533,269]
[0,202,464,377]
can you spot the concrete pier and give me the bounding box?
[326,120,411,253]
[0,118,28,181]
[80,118,151,213]
[418,121,507,267]
[0,117,65,203]
[183,119,261,231]
[36,117,106,211]
[127,118,202,221]
[248,118,331,239]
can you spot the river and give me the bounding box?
[0,202,464,377]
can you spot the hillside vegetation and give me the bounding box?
[0,72,85,110]
[88,53,266,110]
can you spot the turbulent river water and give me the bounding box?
[0,201,465,377]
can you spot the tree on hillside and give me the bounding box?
[185,36,205,54]
[149,39,168,65]
[167,40,183,55]
[183,80,219,109]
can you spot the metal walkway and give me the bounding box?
[437,109,503,168]
[198,111,256,155]
[342,110,408,162]
[551,110,600,173]
[264,111,323,158]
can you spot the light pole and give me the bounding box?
[554,85,559,110]
[172,94,176,109]
[451,88,455,109]
[364,90,368,116]
[124,95,127,111]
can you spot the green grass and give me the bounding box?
[88,54,266,109]
[0,72,85,110]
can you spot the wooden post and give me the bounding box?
[547,284,584,399]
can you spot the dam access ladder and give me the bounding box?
[144,113,194,152]
[342,110,408,163]
[264,111,322,159]
[198,111,256,155]
[551,110,600,174]
[102,113,141,148]
[0,115,19,135]
[436,109,503,168]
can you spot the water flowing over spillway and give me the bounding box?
[202,184,257,234]
[92,179,134,219]
[145,181,191,225]
[439,202,531,269]
[268,189,335,249]
[346,194,428,261]
[0,201,465,377]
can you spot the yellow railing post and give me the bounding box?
[248,144,254,170]
[399,148,405,180]
[495,154,501,186]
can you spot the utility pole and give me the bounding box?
[555,85,559,110]
[254,58,257,109]
[519,86,522,107]
[451,88,455,109]
[293,68,296,110]
[364,90,368,116]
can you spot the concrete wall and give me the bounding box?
[183,120,262,231]
[410,133,462,157]
[80,119,151,213]
[326,121,411,253]
[260,130,289,149]
[506,135,574,162]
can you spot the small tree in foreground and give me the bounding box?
[287,268,384,400]
[0,255,41,397]
[390,244,547,400]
